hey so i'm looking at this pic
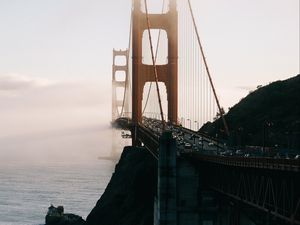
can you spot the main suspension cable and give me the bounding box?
[144,0,166,129]
[187,0,229,136]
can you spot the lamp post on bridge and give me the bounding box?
[194,121,199,132]
[155,113,159,120]
[263,121,273,155]
[181,117,185,127]
[187,119,191,130]
[153,113,156,119]
[163,114,168,123]
[216,133,219,152]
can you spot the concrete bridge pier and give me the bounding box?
[155,131,220,225]
[154,131,260,225]
[177,158,201,224]
[156,131,177,225]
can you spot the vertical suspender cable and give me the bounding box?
[187,0,229,136]
[144,0,166,130]
[180,0,182,121]
[202,58,205,125]
[192,22,195,130]
[184,1,186,122]
[205,68,208,121]
[188,10,190,126]
[198,43,201,127]
[195,41,197,128]
[183,2,186,124]
[197,36,200,128]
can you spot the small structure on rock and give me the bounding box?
[46,205,85,225]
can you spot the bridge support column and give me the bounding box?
[132,125,142,147]
[156,131,177,225]
[177,159,200,225]
[132,0,178,125]
[112,49,129,121]
[155,132,218,225]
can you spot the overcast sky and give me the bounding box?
[0,0,299,103]
[0,0,299,161]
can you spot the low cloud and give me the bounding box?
[0,124,123,163]
[0,74,56,95]
[0,74,115,163]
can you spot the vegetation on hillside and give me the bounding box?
[200,74,300,150]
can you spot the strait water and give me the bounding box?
[0,76,127,224]
[0,125,128,225]
[0,159,117,225]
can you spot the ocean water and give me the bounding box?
[0,117,130,225]
[0,158,117,225]
[0,75,129,224]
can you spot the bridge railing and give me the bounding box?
[189,153,300,172]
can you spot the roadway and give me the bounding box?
[115,116,300,171]
[115,116,300,223]
[141,117,300,172]
[143,117,234,156]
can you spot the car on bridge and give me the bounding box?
[177,140,184,146]
[192,144,198,151]
[208,142,214,146]
[235,150,243,155]
[184,142,192,149]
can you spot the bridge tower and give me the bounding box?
[112,49,130,121]
[132,0,178,125]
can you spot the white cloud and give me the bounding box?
[0,73,56,96]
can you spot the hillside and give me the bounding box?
[200,74,300,149]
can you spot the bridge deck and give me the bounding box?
[114,117,300,172]
[113,117,300,224]
[188,153,300,172]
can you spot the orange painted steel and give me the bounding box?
[132,0,178,126]
[112,49,129,121]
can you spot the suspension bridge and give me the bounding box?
[111,0,300,224]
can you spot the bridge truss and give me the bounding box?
[191,154,300,224]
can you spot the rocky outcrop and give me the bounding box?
[86,146,157,225]
[45,205,85,225]
[44,146,157,225]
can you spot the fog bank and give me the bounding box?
[0,74,126,163]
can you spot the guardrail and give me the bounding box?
[188,153,300,172]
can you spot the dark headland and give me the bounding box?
[201,74,300,150]
[45,74,300,225]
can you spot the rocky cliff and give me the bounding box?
[86,146,157,225]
